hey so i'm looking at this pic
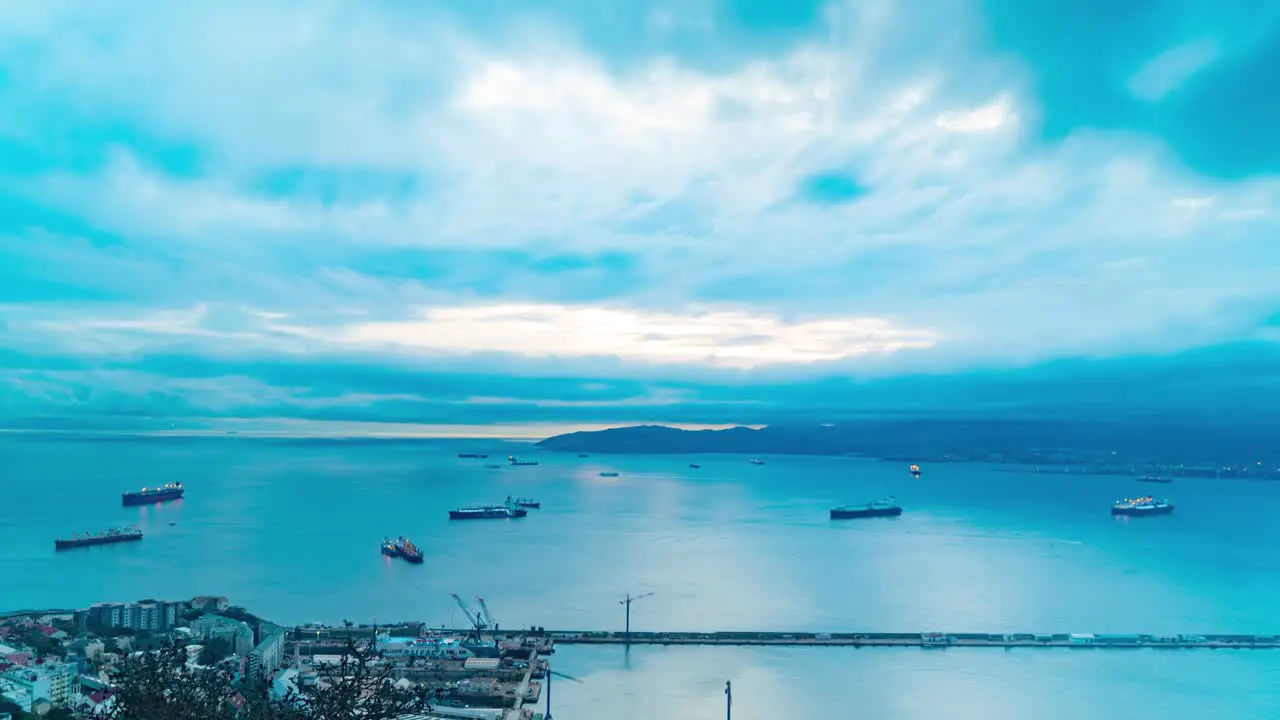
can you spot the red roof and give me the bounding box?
[89,690,114,705]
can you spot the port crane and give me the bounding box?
[619,591,654,645]
[450,593,488,640]
[475,596,499,634]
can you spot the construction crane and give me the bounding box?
[475,596,499,634]
[544,666,583,720]
[619,592,654,645]
[450,593,487,640]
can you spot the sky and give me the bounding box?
[1,0,1279,434]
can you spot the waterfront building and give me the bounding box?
[190,615,255,656]
[375,634,474,660]
[248,627,285,679]
[77,600,180,632]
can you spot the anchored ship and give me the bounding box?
[689,463,701,469]
[749,458,765,465]
[55,527,143,551]
[449,501,528,520]
[121,482,184,506]
[381,538,399,557]
[599,471,620,477]
[830,498,903,520]
[1112,496,1174,516]
[508,455,539,466]
[395,537,424,563]
[508,496,541,509]
[457,453,489,459]
[1135,476,1172,484]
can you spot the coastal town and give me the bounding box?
[0,596,555,720]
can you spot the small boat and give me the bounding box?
[508,496,541,509]
[168,522,176,526]
[381,538,400,557]
[688,463,701,469]
[599,471,620,477]
[830,498,903,520]
[909,464,921,478]
[577,453,590,458]
[395,537,424,563]
[749,458,764,465]
[508,455,539,466]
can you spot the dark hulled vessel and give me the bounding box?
[381,538,400,557]
[122,483,184,506]
[395,537,424,563]
[1112,497,1174,516]
[1135,476,1172,484]
[830,498,903,520]
[55,527,143,550]
[449,502,528,520]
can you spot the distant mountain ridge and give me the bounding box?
[536,420,1280,464]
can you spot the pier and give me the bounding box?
[543,630,1280,649]
[289,625,1280,651]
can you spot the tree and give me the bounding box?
[198,638,232,666]
[0,698,27,720]
[44,708,78,720]
[94,624,434,720]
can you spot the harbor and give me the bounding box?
[291,626,1280,651]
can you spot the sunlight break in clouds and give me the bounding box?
[1,0,1279,426]
[339,304,938,369]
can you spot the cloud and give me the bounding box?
[0,0,1279,428]
[1129,40,1219,101]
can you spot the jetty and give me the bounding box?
[544,629,1280,649]
[289,625,1280,650]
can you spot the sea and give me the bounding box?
[2,434,1279,719]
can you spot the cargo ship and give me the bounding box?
[55,527,143,551]
[381,538,399,557]
[457,453,489,459]
[1112,496,1174,516]
[830,498,903,520]
[449,502,528,520]
[749,458,764,465]
[1135,476,1172,484]
[910,464,921,478]
[599,471,620,477]
[508,496,541,509]
[121,482,184,506]
[395,537,424,563]
[508,455,539,466]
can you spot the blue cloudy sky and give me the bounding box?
[1,0,1279,434]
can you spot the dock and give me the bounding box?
[290,625,1280,651]
[541,630,1280,649]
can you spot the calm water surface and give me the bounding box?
[2,435,1279,718]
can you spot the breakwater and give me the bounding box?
[544,630,1280,649]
